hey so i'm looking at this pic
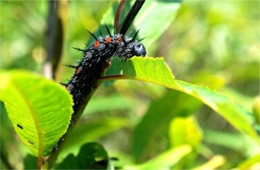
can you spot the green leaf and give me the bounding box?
[169,116,202,148]
[169,116,203,169]
[133,0,181,48]
[83,94,131,114]
[238,154,260,170]
[204,130,260,156]
[122,57,259,143]
[253,97,260,124]
[24,154,37,169]
[0,71,73,157]
[193,155,226,170]
[55,142,109,169]
[125,145,192,170]
[132,91,201,162]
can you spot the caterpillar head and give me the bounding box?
[132,41,146,57]
[116,39,146,61]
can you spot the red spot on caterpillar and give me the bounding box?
[94,41,100,48]
[116,37,122,43]
[105,37,112,43]
[76,66,82,74]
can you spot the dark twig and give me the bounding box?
[119,0,145,35]
[114,0,126,33]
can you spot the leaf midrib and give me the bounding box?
[13,80,43,157]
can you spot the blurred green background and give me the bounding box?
[0,0,259,169]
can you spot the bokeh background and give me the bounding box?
[0,0,259,169]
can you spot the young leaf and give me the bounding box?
[122,57,259,143]
[193,155,226,170]
[125,145,192,170]
[169,116,203,149]
[0,71,73,157]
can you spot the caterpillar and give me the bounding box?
[63,26,146,113]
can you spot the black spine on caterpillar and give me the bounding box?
[64,28,146,113]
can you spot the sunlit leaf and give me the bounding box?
[125,145,192,170]
[0,71,73,157]
[169,116,203,169]
[121,57,259,143]
[238,154,260,170]
[169,116,202,148]
[193,155,226,170]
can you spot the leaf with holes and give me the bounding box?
[0,71,73,157]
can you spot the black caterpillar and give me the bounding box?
[63,26,146,113]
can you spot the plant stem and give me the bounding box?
[114,0,126,33]
[0,150,14,169]
[119,0,145,35]
[44,0,68,80]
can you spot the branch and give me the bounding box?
[119,0,145,35]
[44,0,68,80]
[0,150,14,170]
[114,0,126,33]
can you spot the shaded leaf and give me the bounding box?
[132,91,201,162]
[0,71,73,156]
[204,130,260,156]
[83,94,131,115]
[55,142,109,169]
[58,117,129,163]
[24,154,37,169]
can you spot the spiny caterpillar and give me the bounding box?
[63,26,146,113]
